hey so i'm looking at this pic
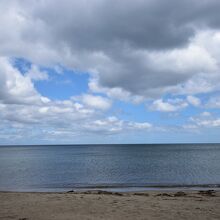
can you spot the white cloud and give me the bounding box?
[171,72,220,95]
[0,56,46,105]
[128,122,152,129]
[150,98,188,112]
[0,1,220,101]
[184,112,220,129]
[89,78,144,104]
[91,30,220,99]
[0,57,154,143]
[83,116,152,134]
[206,96,220,108]
[200,111,212,117]
[26,65,49,81]
[193,118,220,127]
[187,95,201,106]
[148,43,217,75]
[1,0,220,142]
[76,94,112,110]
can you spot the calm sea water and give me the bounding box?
[0,144,220,192]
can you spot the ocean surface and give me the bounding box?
[0,144,220,192]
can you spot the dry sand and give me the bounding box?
[0,190,220,220]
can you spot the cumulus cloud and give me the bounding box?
[77,94,112,110]
[150,95,202,112]
[83,116,152,134]
[95,30,220,98]
[0,99,152,142]
[1,0,220,142]
[187,95,201,106]
[0,57,152,143]
[206,96,220,108]
[183,112,220,130]
[150,98,188,112]
[25,65,49,81]
[89,78,144,104]
[0,57,47,105]
[0,0,220,100]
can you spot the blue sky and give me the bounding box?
[0,0,220,144]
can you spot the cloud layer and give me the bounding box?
[0,0,220,143]
[0,57,152,143]
[1,0,220,99]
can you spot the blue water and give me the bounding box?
[0,144,220,192]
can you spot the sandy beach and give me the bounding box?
[0,190,220,220]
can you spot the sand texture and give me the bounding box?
[0,190,220,220]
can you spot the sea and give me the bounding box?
[0,144,220,192]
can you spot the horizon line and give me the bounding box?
[0,143,220,147]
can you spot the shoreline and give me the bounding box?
[1,183,220,193]
[1,190,220,219]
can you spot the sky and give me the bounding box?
[0,0,220,144]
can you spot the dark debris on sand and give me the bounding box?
[155,193,173,197]
[198,190,216,196]
[67,190,123,196]
[156,191,187,197]
[173,191,187,197]
[66,189,218,198]
[133,192,149,196]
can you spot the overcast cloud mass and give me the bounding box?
[0,0,220,144]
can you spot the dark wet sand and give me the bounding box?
[0,190,220,220]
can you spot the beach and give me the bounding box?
[1,190,220,220]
